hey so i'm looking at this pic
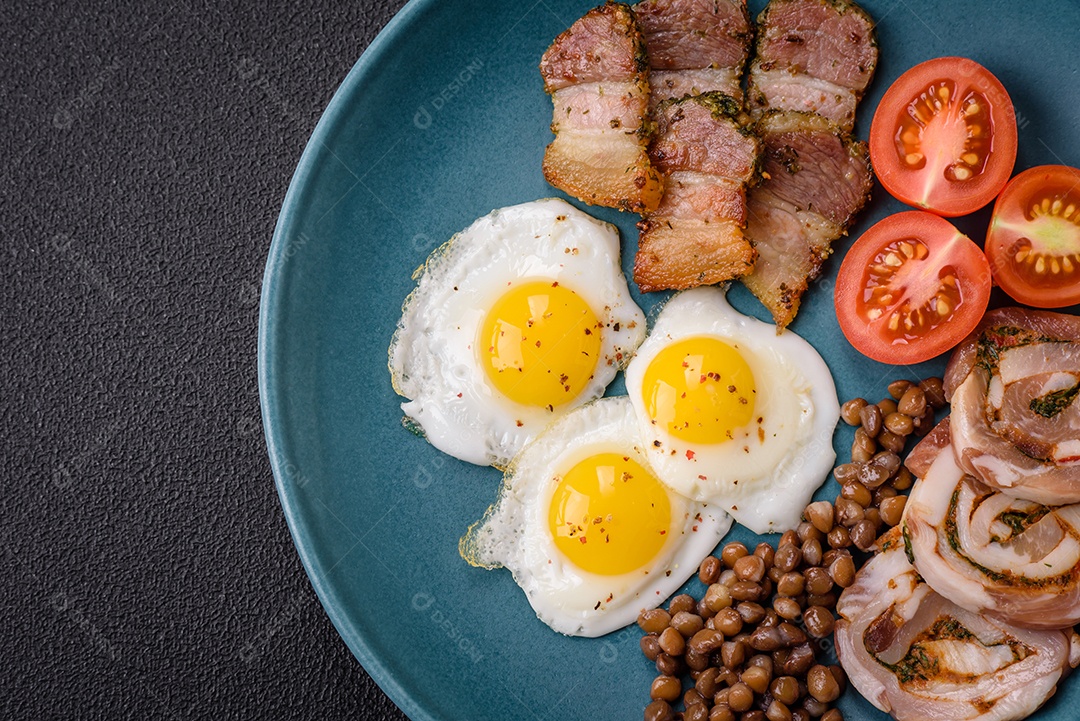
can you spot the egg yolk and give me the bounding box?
[479,281,602,409]
[548,453,672,576]
[642,337,756,444]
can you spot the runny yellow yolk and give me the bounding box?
[479,281,602,409]
[642,337,757,444]
[548,453,672,575]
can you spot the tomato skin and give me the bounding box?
[870,57,1017,218]
[986,165,1080,308]
[835,211,992,364]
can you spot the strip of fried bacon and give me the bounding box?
[740,111,871,329]
[635,0,752,106]
[747,0,877,132]
[540,3,663,213]
[836,528,1077,721]
[634,93,761,292]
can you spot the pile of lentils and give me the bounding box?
[638,377,948,721]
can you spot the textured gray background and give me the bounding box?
[1,1,412,718]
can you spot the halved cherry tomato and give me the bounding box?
[986,165,1080,308]
[835,211,992,364]
[870,57,1017,217]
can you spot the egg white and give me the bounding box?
[624,288,840,533]
[460,397,732,637]
[388,199,645,468]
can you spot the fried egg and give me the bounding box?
[624,288,839,533]
[460,397,731,637]
[388,199,645,468]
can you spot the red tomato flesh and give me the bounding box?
[986,165,1080,308]
[835,211,992,364]
[870,57,1017,217]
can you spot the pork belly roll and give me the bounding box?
[634,93,761,291]
[944,307,1080,397]
[904,442,1080,630]
[836,529,1075,721]
[904,417,951,479]
[541,3,663,213]
[740,111,872,328]
[635,0,752,105]
[944,308,1080,504]
[748,0,877,132]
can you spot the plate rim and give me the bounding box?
[257,1,437,719]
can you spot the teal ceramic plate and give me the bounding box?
[259,1,1080,719]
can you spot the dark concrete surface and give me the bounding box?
[1,1,413,718]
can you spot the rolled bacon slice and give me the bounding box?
[740,111,872,328]
[904,417,951,480]
[540,3,663,213]
[944,307,1080,396]
[836,527,1075,721]
[634,93,761,292]
[747,0,877,132]
[944,308,1080,504]
[635,0,752,105]
[904,441,1080,630]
